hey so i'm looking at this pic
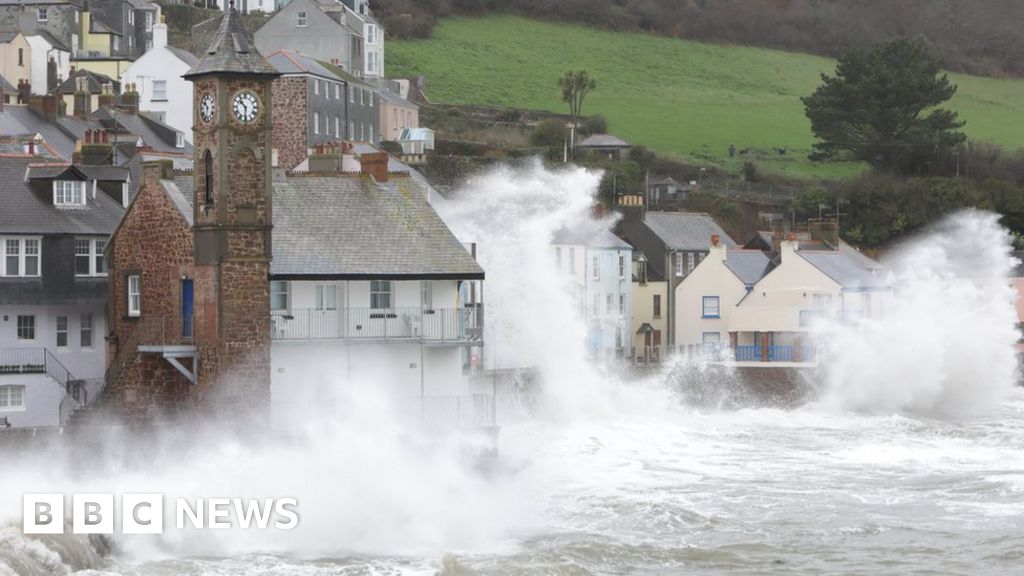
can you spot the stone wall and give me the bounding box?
[271,76,308,171]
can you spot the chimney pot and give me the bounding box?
[711,234,720,246]
[786,232,797,241]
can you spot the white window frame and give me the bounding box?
[296,10,307,26]
[421,281,433,311]
[619,294,625,316]
[56,316,68,348]
[335,116,340,137]
[128,10,134,25]
[145,12,153,31]
[315,284,338,310]
[334,83,340,99]
[592,255,600,280]
[313,112,320,135]
[176,132,185,148]
[17,315,35,340]
[2,237,41,277]
[618,254,626,279]
[270,281,289,311]
[80,314,93,348]
[367,24,376,44]
[37,7,48,22]
[74,238,107,277]
[702,332,722,344]
[370,280,392,310]
[348,121,354,139]
[128,274,141,317]
[674,252,684,276]
[369,123,374,142]
[568,247,576,273]
[314,79,319,95]
[0,385,26,410]
[152,79,167,101]
[605,294,612,315]
[555,246,562,269]
[687,252,696,274]
[53,181,87,206]
[350,86,355,104]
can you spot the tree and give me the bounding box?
[802,38,966,174]
[558,70,597,129]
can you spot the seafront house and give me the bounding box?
[100,5,487,429]
[254,0,366,78]
[615,194,736,348]
[552,228,632,362]
[629,250,668,364]
[673,236,771,357]
[0,32,31,93]
[120,15,197,142]
[25,29,72,95]
[0,153,125,428]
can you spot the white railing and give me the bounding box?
[271,306,483,343]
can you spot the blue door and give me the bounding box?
[181,279,194,339]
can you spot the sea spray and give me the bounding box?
[818,210,1020,416]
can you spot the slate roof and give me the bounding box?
[723,250,772,286]
[92,107,190,154]
[266,50,340,80]
[0,106,79,160]
[26,163,128,182]
[0,74,14,93]
[799,250,890,290]
[185,6,279,78]
[167,46,200,66]
[29,30,71,52]
[168,172,484,279]
[0,31,22,43]
[644,212,737,251]
[377,88,418,109]
[57,69,120,95]
[0,156,124,235]
[577,133,630,148]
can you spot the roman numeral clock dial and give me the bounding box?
[200,93,215,123]
[232,91,259,123]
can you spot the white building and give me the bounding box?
[26,32,72,96]
[553,228,632,362]
[120,18,198,143]
[0,157,126,427]
[676,233,891,365]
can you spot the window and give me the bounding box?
[296,10,307,26]
[313,112,320,134]
[370,280,392,309]
[653,295,661,318]
[128,10,134,25]
[568,247,575,273]
[368,92,374,107]
[203,150,214,207]
[555,247,562,269]
[619,294,625,316]
[152,80,167,101]
[76,239,106,276]
[359,88,364,106]
[80,314,93,347]
[368,52,377,73]
[315,285,337,310]
[314,79,320,95]
[861,293,872,318]
[3,238,40,277]
[335,116,340,137]
[687,252,696,274]
[348,121,354,139]
[591,293,600,316]
[176,133,185,148]
[674,253,684,277]
[360,122,365,140]
[56,316,68,348]
[592,255,600,280]
[421,282,432,310]
[270,281,288,311]
[350,87,355,104]
[369,124,374,142]
[146,12,153,31]
[702,296,720,318]
[18,48,23,67]
[618,254,626,279]
[17,315,34,340]
[605,294,612,315]
[54,181,86,206]
[367,24,376,44]
[128,274,141,317]
[334,83,340,99]
[702,332,721,344]
[37,7,47,22]
[113,36,120,52]
[0,386,25,409]
[813,294,832,309]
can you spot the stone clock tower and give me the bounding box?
[183,1,280,416]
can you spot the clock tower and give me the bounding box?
[183,1,280,415]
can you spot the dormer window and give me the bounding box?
[176,132,185,148]
[53,181,87,206]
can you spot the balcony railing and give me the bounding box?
[127,315,195,347]
[0,348,45,375]
[733,345,817,363]
[272,306,483,343]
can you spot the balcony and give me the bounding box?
[271,306,483,345]
[733,345,817,363]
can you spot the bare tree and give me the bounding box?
[558,70,597,129]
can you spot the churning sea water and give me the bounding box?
[2,163,1021,575]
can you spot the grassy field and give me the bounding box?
[388,16,1024,180]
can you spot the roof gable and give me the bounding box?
[643,212,737,251]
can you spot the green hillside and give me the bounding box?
[388,15,1024,179]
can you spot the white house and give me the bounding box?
[120,18,198,143]
[674,235,771,355]
[26,32,71,95]
[725,235,891,365]
[553,228,632,362]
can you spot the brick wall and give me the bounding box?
[271,76,308,171]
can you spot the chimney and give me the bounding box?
[73,75,91,119]
[359,151,389,182]
[153,14,168,50]
[47,57,57,94]
[97,82,116,109]
[780,232,799,262]
[28,94,60,122]
[710,234,727,262]
[809,219,840,248]
[308,143,342,172]
[79,129,114,165]
[17,79,30,104]
[616,192,646,224]
[120,82,139,114]
[26,140,35,156]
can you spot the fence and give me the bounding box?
[272,307,482,343]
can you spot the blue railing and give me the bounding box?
[730,345,817,363]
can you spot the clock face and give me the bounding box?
[200,93,215,123]
[232,91,259,124]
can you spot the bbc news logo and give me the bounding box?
[24,494,299,534]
